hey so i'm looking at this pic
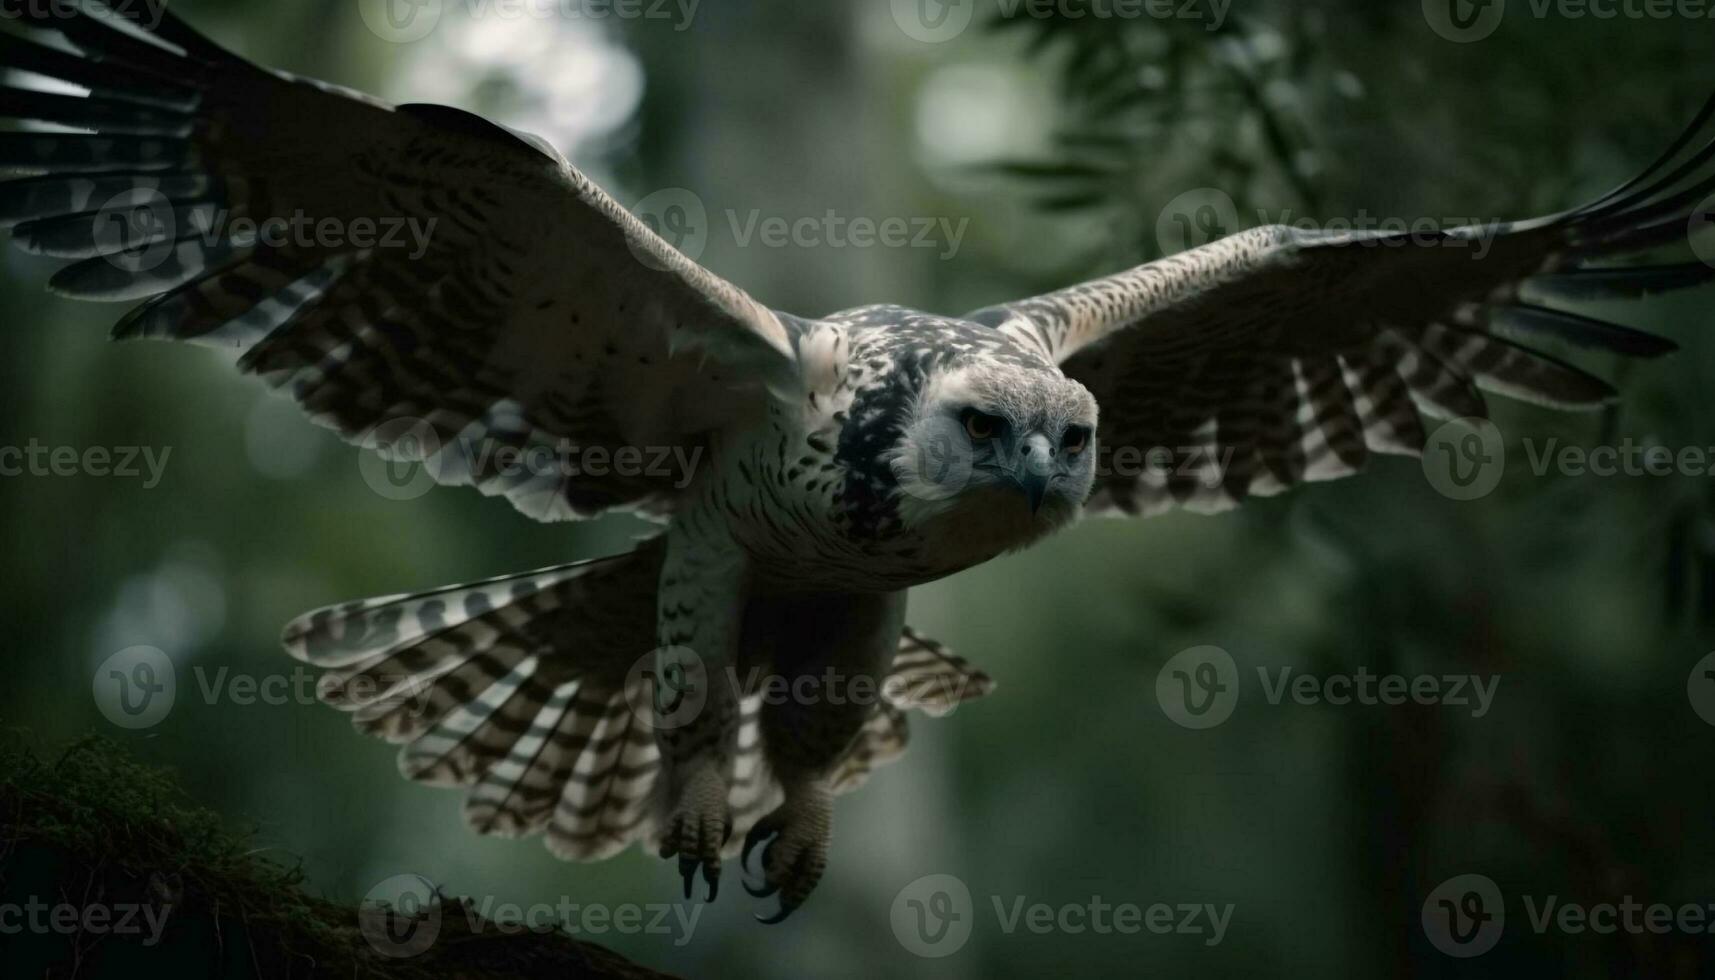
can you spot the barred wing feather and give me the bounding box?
[972,96,1715,516]
[0,1,795,521]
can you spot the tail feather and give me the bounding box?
[282,542,994,863]
[400,657,547,786]
[829,703,910,794]
[885,627,995,717]
[724,695,783,844]
[463,681,584,836]
[546,681,659,859]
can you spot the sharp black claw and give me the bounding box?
[702,863,719,903]
[741,825,776,877]
[756,903,795,925]
[680,858,696,900]
[744,878,779,899]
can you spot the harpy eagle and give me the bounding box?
[2,1,1710,921]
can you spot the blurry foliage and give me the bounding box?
[981,2,1324,227]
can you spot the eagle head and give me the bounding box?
[888,358,1099,544]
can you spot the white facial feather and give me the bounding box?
[890,360,1099,543]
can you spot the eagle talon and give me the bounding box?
[741,820,781,895]
[741,792,830,923]
[666,776,731,904]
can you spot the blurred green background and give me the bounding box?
[4,0,1715,976]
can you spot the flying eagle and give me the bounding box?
[3,2,1710,922]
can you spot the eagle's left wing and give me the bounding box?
[971,97,1715,516]
[0,1,795,522]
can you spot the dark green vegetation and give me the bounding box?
[0,737,672,978]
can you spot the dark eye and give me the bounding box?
[963,410,1002,441]
[1063,426,1091,455]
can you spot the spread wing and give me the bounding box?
[0,1,795,521]
[972,96,1715,517]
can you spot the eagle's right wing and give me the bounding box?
[0,1,795,521]
[972,96,1715,516]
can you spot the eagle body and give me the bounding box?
[714,305,1084,596]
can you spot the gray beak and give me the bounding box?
[1016,470,1049,514]
[1010,432,1055,515]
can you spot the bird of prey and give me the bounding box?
[4,3,1712,922]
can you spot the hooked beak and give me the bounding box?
[1009,432,1055,515]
